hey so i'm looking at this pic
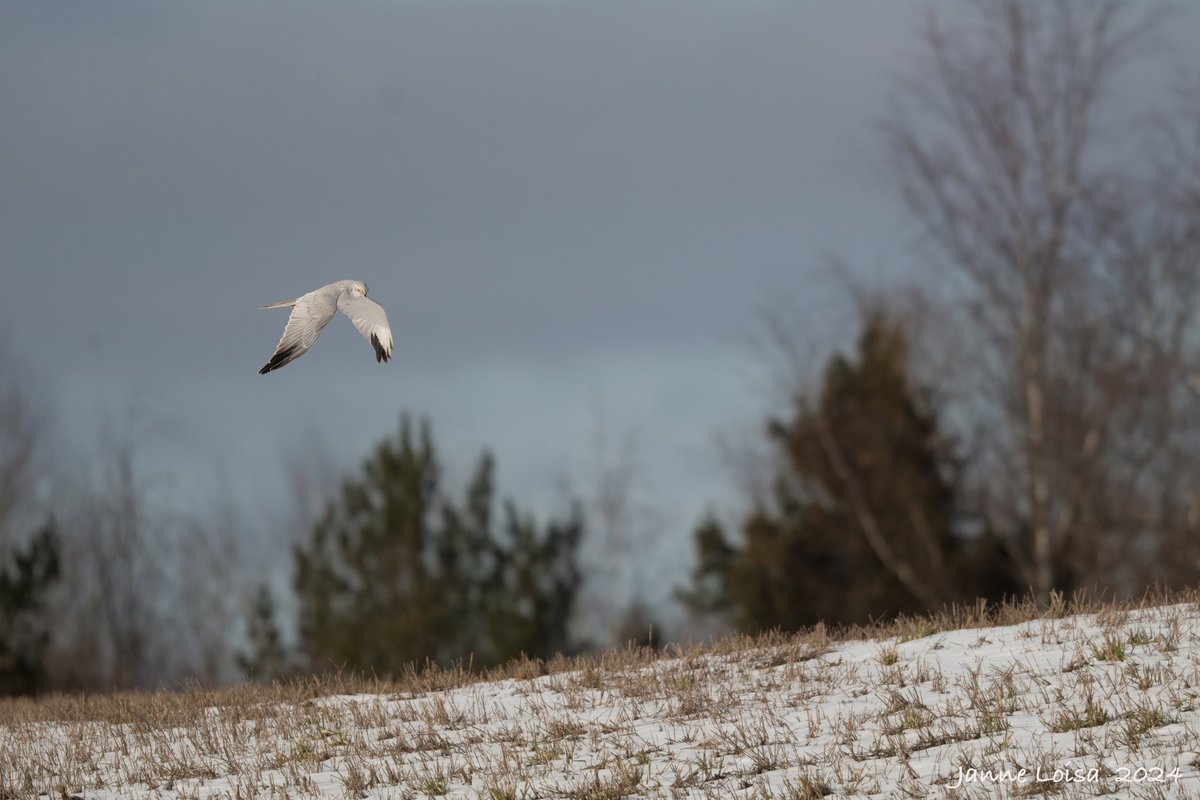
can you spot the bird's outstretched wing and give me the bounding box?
[258,285,340,374]
[337,293,394,363]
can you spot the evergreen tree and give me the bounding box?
[238,584,289,682]
[675,515,737,621]
[294,415,583,673]
[0,520,60,696]
[682,313,1015,630]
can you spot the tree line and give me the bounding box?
[6,0,1200,692]
[680,0,1200,630]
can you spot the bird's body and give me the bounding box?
[258,280,393,374]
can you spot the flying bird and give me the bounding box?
[258,279,393,374]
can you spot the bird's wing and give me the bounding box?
[258,285,340,374]
[337,293,394,363]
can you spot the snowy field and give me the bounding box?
[5,600,1200,798]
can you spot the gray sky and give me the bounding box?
[4,2,1190,613]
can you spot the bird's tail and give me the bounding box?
[259,298,299,310]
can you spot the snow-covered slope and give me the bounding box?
[5,603,1200,798]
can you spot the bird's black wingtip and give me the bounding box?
[370,334,390,364]
[259,345,297,375]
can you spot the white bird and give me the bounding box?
[258,279,394,374]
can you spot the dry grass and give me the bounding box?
[4,587,1200,798]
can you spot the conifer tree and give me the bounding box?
[238,584,289,682]
[0,520,60,696]
[294,415,583,673]
[682,313,1013,629]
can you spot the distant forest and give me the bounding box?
[6,0,1200,693]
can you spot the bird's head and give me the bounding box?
[347,281,368,298]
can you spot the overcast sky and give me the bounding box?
[3,2,1193,614]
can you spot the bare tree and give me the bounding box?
[567,409,667,648]
[0,341,248,690]
[0,337,44,558]
[884,0,1198,601]
[53,434,161,689]
[1127,78,1200,582]
[170,501,245,686]
[51,424,247,690]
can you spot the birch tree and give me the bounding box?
[884,0,1195,600]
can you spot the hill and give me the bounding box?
[3,596,1200,798]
